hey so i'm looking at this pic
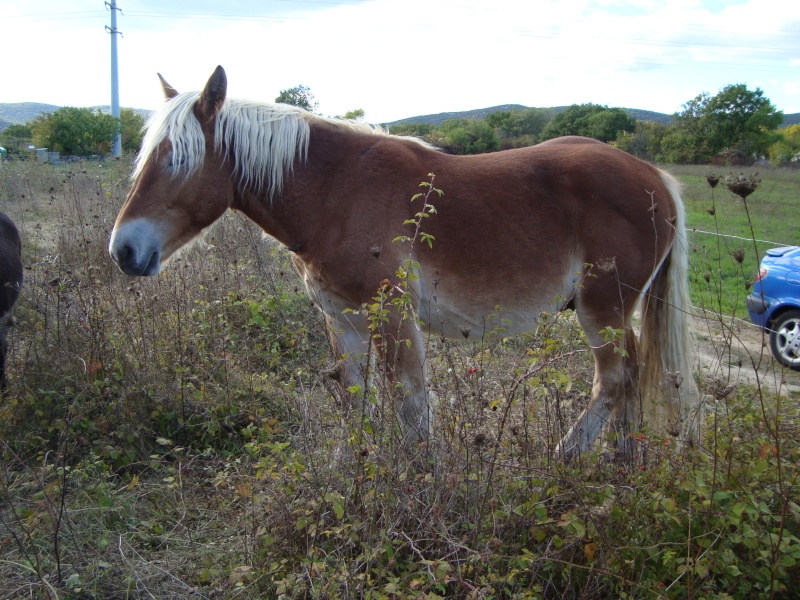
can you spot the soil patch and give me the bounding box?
[693,307,800,397]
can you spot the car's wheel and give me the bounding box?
[770,309,800,370]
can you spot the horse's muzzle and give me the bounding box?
[111,243,160,276]
[109,219,163,276]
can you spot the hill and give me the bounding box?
[782,113,800,127]
[0,102,60,130]
[0,103,151,131]
[387,107,800,128]
[2,101,797,131]
[386,104,528,127]
[387,105,675,127]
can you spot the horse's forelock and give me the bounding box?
[133,92,205,181]
[133,93,313,198]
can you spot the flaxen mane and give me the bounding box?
[135,93,410,198]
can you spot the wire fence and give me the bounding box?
[689,228,790,247]
[687,228,795,331]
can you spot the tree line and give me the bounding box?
[2,83,797,166]
[389,84,796,166]
[0,107,145,157]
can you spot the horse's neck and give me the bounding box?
[233,186,300,249]
[232,121,357,249]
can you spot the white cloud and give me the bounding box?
[0,0,797,122]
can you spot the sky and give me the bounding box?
[1,0,798,124]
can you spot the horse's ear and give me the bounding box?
[157,73,179,99]
[198,66,227,122]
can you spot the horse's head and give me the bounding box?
[109,66,234,276]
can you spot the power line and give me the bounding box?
[6,6,800,40]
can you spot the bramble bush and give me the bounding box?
[0,159,797,598]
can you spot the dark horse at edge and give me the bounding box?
[0,212,23,388]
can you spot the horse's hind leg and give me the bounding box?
[556,321,640,461]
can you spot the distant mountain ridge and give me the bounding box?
[0,102,60,131]
[783,113,800,127]
[1,102,797,132]
[386,105,677,127]
[387,104,529,126]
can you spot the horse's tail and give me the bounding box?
[638,171,701,441]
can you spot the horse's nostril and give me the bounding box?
[113,244,132,266]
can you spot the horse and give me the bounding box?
[0,212,23,388]
[109,66,699,459]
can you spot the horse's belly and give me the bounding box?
[413,255,583,340]
[416,290,567,341]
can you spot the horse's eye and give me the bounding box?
[167,152,185,168]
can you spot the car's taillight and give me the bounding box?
[754,267,767,283]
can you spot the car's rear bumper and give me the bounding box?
[747,293,769,314]
[747,293,771,328]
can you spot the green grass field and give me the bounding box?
[672,165,800,319]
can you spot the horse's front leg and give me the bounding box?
[294,256,378,417]
[373,313,434,443]
[323,313,374,410]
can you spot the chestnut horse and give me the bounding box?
[109,66,699,459]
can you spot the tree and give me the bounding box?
[663,93,714,163]
[768,124,800,167]
[31,107,118,155]
[388,122,437,138]
[540,104,635,143]
[656,128,705,164]
[119,108,145,152]
[437,118,498,154]
[336,108,365,121]
[0,123,33,153]
[486,108,553,148]
[706,84,782,156]
[275,85,319,113]
[612,121,669,161]
[671,84,782,162]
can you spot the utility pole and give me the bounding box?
[106,1,122,156]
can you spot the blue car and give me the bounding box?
[746,246,800,370]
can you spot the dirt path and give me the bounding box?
[692,307,800,397]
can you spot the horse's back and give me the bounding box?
[417,136,677,267]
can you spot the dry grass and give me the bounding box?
[0,158,797,599]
